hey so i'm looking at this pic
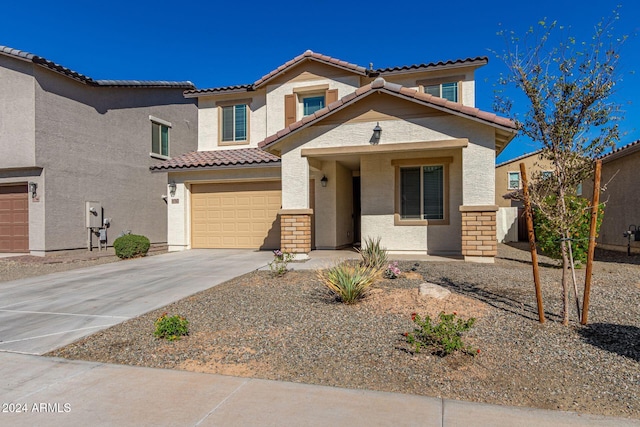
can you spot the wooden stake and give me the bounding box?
[520,163,545,323]
[582,160,602,325]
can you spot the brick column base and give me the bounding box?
[460,205,498,263]
[280,209,312,255]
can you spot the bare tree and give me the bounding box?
[494,10,626,324]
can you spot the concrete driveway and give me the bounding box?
[0,250,272,355]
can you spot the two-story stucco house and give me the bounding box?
[0,45,198,254]
[152,51,517,262]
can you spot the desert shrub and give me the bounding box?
[405,312,477,356]
[113,234,150,259]
[268,249,294,276]
[534,195,604,265]
[318,261,380,304]
[384,261,401,279]
[358,236,388,270]
[154,313,189,341]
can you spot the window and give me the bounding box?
[151,121,169,157]
[576,183,583,196]
[508,172,520,190]
[541,171,553,179]
[303,95,325,116]
[423,82,458,102]
[221,104,248,143]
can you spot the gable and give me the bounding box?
[264,60,361,87]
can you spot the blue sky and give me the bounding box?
[2,0,638,162]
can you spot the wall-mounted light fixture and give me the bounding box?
[168,181,177,197]
[372,122,382,140]
[28,182,37,198]
[320,175,328,187]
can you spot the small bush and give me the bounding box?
[358,236,388,270]
[114,234,150,259]
[534,195,604,265]
[384,261,401,279]
[268,249,294,276]
[154,313,189,341]
[405,312,477,356]
[318,261,380,304]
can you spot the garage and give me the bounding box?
[0,184,29,253]
[191,181,281,249]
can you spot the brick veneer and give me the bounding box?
[280,212,312,254]
[460,206,497,259]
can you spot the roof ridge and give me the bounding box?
[1,44,195,89]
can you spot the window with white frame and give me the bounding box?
[508,171,521,190]
[541,170,553,179]
[221,104,248,143]
[151,119,170,157]
[400,165,445,221]
[423,82,458,102]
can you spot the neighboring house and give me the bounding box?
[583,140,640,253]
[0,45,198,255]
[494,150,553,242]
[153,50,517,262]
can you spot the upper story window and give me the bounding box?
[303,95,325,116]
[417,75,463,103]
[508,171,521,190]
[220,104,248,144]
[150,116,171,158]
[423,82,458,102]
[285,86,338,127]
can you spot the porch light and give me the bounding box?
[321,175,328,187]
[168,181,177,197]
[28,182,37,198]
[372,122,382,140]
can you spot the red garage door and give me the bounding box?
[0,185,29,253]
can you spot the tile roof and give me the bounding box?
[496,149,543,168]
[150,147,281,171]
[183,52,490,97]
[599,139,640,163]
[258,77,517,150]
[0,45,195,89]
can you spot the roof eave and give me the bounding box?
[150,161,281,173]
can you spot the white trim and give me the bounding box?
[150,153,171,160]
[149,115,172,127]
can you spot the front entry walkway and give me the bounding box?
[0,250,273,355]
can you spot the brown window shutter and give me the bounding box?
[285,94,296,127]
[326,89,338,105]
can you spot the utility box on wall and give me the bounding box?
[86,201,102,228]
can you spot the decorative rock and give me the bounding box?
[419,282,451,299]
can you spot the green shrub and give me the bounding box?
[318,261,380,304]
[154,313,189,341]
[113,234,150,259]
[534,195,604,265]
[406,312,477,356]
[358,236,388,270]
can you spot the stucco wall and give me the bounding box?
[31,67,197,251]
[0,56,36,169]
[584,149,640,252]
[495,153,553,207]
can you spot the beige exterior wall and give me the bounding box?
[583,147,640,253]
[495,152,553,207]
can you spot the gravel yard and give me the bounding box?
[28,244,640,419]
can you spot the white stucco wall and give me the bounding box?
[380,68,476,107]
[265,76,360,136]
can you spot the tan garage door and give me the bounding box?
[0,184,29,253]
[191,181,281,249]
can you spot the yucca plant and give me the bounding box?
[318,261,380,304]
[357,236,388,270]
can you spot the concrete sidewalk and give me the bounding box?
[0,353,636,427]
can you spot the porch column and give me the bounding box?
[280,149,312,257]
[460,205,498,263]
[280,209,312,254]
